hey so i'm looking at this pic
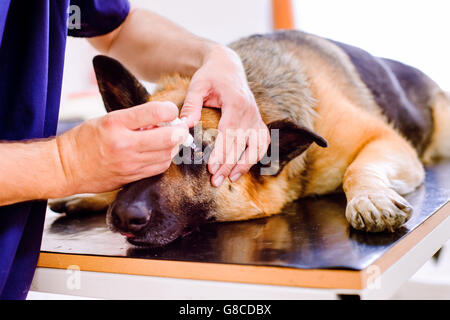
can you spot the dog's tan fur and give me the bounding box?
[50,31,450,237]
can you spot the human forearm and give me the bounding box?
[0,139,68,206]
[89,9,219,82]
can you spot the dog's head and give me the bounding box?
[93,55,327,247]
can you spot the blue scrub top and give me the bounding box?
[0,0,129,300]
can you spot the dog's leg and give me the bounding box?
[48,190,119,216]
[343,135,425,232]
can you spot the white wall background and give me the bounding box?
[60,0,450,121]
[294,0,450,91]
[131,0,272,45]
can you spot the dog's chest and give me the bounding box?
[286,154,346,198]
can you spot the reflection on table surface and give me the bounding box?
[42,161,450,270]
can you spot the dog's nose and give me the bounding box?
[111,202,151,232]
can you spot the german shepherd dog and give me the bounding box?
[49,31,450,247]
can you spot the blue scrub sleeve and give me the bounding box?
[68,0,130,38]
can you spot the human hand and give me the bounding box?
[57,101,188,195]
[180,45,270,187]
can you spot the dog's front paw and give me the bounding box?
[345,190,413,232]
[48,195,108,216]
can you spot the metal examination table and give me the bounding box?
[31,161,450,299]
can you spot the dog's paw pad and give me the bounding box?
[346,191,413,232]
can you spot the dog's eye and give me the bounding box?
[177,145,203,164]
[200,143,214,164]
[177,146,185,159]
[177,142,211,164]
[193,148,204,163]
[177,146,193,162]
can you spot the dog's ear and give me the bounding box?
[252,119,328,176]
[93,55,150,113]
